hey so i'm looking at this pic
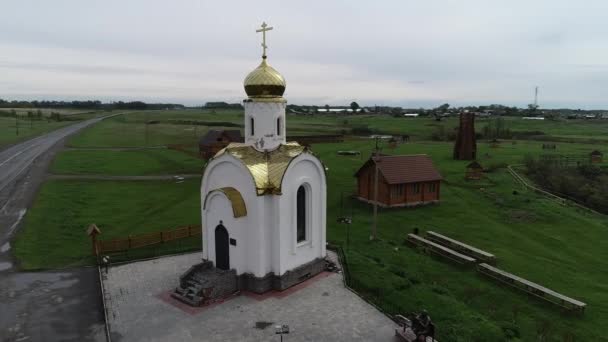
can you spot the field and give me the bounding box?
[12,110,608,341]
[50,149,203,176]
[14,179,201,269]
[0,111,104,148]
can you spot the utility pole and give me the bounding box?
[15,114,19,136]
[370,136,380,240]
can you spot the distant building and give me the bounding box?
[198,130,243,159]
[465,161,484,180]
[403,113,419,117]
[354,154,442,207]
[590,150,603,164]
[522,117,545,120]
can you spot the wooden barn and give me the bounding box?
[590,150,603,164]
[199,130,243,159]
[354,154,443,207]
[465,161,484,180]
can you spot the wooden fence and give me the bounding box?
[95,225,201,255]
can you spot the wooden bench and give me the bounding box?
[426,231,496,264]
[477,263,586,314]
[407,234,476,265]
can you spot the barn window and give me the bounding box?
[297,185,307,243]
[412,183,420,194]
[391,184,404,198]
[250,117,255,136]
[277,117,281,136]
[428,183,436,192]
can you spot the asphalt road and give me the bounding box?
[0,115,120,342]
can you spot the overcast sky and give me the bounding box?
[1,1,607,108]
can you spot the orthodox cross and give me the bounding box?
[256,22,273,57]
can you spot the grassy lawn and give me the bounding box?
[312,139,608,341]
[50,149,204,175]
[13,110,608,340]
[13,179,201,269]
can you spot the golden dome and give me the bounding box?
[244,58,286,98]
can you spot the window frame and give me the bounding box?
[412,183,420,194]
[296,184,309,244]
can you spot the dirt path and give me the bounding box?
[47,174,201,181]
[65,146,167,151]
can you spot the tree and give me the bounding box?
[437,103,450,113]
[325,104,330,112]
[350,101,360,112]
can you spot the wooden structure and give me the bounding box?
[87,224,101,255]
[95,225,201,255]
[199,130,243,159]
[465,161,484,180]
[426,231,495,264]
[407,234,476,265]
[478,263,586,314]
[355,155,442,208]
[590,150,603,163]
[453,112,476,160]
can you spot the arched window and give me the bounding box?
[296,185,307,243]
[250,117,255,136]
[277,117,281,136]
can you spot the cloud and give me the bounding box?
[1,0,608,108]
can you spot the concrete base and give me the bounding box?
[238,257,326,294]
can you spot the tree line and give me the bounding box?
[0,99,185,110]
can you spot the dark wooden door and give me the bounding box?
[215,224,229,270]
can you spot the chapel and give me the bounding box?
[193,23,327,295]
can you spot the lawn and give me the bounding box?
[312,139,608,341]
[13,179,201,269]
[50,149,204,175]
[13,110,608,340]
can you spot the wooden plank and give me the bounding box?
[407,234,476,263]
[426,231,495,262]
[478,263,586,309]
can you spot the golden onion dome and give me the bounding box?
[243,57,286,98]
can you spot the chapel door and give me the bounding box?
[215,224,230,270]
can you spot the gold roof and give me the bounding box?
[214,142,306,195]
[203,187,247,218]
[243,58,286,98]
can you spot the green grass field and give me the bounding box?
[0,111,104,148]
[50,149,203,175]
[12,110,608,340]
[14,179,201,269]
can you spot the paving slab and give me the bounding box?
[103,252,400,342]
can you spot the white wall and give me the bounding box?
[201,155,262,276]
[276,153,327,275]
[243,100,286,151]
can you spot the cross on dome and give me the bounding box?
[256,22,273,58]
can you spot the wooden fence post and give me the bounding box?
[160,231,164,243]
[86,224,101,256]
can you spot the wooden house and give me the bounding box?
[465,161,484,180]
[354,154,443,207]
[199,130,243,159]
[590,150,603,164]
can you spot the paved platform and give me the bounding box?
[102,252,399,342]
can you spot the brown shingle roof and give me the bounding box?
[355,154,443,184]
[590,150,602,156]
[199,130,243,146]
